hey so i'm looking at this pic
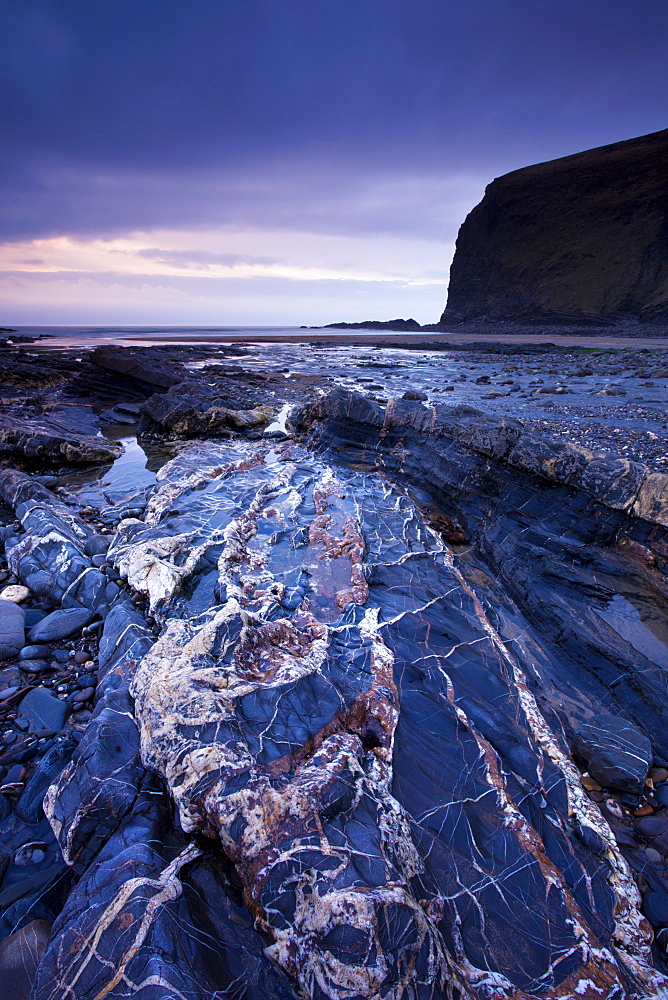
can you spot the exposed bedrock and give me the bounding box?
[88,345,280,440]
[0,468,121,614]
[88,345,190,390]
[137,381,274,440]
[2,401,668,997]
[441,129,668,324]
[0,412,122,465]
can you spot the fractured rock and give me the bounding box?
[571,714,653,793]
[138,382,273,439]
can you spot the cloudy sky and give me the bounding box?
[1,1,667,326]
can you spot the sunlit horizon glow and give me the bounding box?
[0,168,486,325]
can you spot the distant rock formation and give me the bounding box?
[323,318,423,331]
[441,129,668,325]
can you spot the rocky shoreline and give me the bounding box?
[1,343,668,998]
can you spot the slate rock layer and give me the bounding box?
[571,713,653,793]
[441,129,668,323]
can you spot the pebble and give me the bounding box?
[18,659,53,675]
[28,607,95,643]
[73,651,92,664]
[634,804,654,816]
[73,686,95,703]
[82,620,104,634]
[605,798,624,818]
[13,841,47,866]
[17,688,68,733]
[0,585,30,604]
[645,847,663,863]
[71,708,92,724]
[0,686,21,702]
[650,767,668,784]
[19,645,52,660]
[642,891,668,927]
[84,534,110,557]
[76,673,97,688]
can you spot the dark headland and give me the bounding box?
[443,129,668,326]
[328,128,668,337]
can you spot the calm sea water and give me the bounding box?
[9,325,324,349]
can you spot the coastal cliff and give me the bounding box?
[441,129,668,325]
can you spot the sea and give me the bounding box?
[6,325,416,349]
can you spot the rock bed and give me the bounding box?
[1,345,668,998]
[199,340,668,471]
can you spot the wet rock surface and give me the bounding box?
[571,714,653,794]
[1,343,668,997]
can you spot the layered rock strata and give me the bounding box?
[442,129,668,324]
[0,392,668,997]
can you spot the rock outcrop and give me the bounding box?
[441,129,668,324]
[3,376,668,998]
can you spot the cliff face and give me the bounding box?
[442,129,668,324]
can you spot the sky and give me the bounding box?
[1,1,667,327]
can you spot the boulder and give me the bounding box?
[571,714,652,793]
[139,383,273,439]
[89,345,186,388]
[0,919,52,1000]
[0,599,25,659]
[0,414,121,465]
[17,688,68,733]
[28,608,95,643]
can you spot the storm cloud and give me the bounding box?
[1,0,667,322]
